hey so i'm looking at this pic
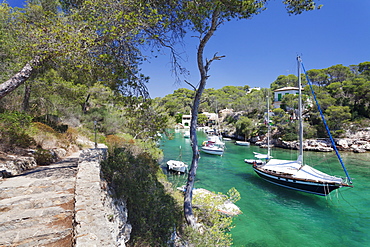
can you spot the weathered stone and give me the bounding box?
[74,146,130,247]
[337,139,349,149]
[0,153,78,246]
[0,144,130,246]
[0,156,37,177]
[51,148,67,159]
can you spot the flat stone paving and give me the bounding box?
[0,152,80,247]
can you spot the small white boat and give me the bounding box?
[183,131,190,138]
[201,145,224,155]
[244,159,263,165]
[253,151,273,160]
[167,160,188,173]
[201,135,225,156]
[236,141,250,146]
[245,152,271,165]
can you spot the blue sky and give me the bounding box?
[7,0,370,98]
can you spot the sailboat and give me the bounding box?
[201,109,225,155]
[252,56,353,196]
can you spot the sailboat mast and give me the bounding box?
[267,95,271,158]
[297,56,304,165]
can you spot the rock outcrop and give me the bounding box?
[252,129,370,153]
[0,152,37,178]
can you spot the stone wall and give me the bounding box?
[74,145,131,246]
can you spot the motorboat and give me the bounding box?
[201,135,225,156]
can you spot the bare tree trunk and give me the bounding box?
[0,56,44,99]
[184,9,222,228]
[82,94,91,113]
[22,82,31,112]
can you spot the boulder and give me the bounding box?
[0,155,37,177]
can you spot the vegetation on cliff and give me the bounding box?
[101,136,240,246]
[156,61,370,142]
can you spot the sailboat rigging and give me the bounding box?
[245,95,273,164]
[256,95,273,159]
[201,107,225,155]
[252,56,353,196]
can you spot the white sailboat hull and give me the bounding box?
[201,135,225,155]
[201,146,224,155]
[252,159,349,196]
[236,141,250,146]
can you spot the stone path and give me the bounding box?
[0,146,128,247]
[0,152,80,247]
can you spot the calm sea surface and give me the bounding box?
[159,130,370,247]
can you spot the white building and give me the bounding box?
[273,87,299,108]
[181,114,191,128]
[246,87,261,94]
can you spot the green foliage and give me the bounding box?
[33,148,54,166]
[159,88,195,116]
[235,116,254,141]
[101,147,182,246]
[358,61,370,79]
[182,188,241,246]
[325,105,351,136]
[197,113,208,126]
[158,86,270,119]
[175,113,183,123]
[33,115,68,133]
[270,74,298,91]
[0,111,35,150]
[123,98,170,142]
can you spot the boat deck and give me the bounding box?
[260,159,343,183]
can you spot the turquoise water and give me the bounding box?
[159,130,370,247]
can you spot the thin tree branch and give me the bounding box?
[184,80,197,91]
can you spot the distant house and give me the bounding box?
[273,87,299,108]
[246,87,261,94]
[219,108,233,122]
[182,114,191,128]
[202,112,218,126]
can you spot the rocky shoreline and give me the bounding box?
[271,137,370,153]
[227,129,370,153]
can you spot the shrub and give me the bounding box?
[0,111,35,151]
[181,188,241,247]
[33,115,68,133]
[101,147,182,246]
[33,148,55,166]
